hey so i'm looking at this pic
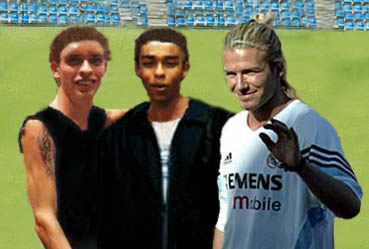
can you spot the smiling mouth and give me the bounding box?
[151,85,167,90]
[75,80,96,86]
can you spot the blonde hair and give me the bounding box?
[223,13,298,99]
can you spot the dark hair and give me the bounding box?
[49,25,111,63]
[134,28,189,63]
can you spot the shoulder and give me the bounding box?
[222,111,247,133]
[104,109,129,129]
[21,119,54,153]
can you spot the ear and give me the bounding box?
[135,61,141,78]
[102,61,108,76]
[51,62,60,79]
[181,61,190,79]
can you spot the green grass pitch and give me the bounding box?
[0,25,368,249]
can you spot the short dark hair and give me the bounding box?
[134,28,189,63]
[49,25,111,63]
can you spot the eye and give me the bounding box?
[89,56,104,65]
[141,61,154,68]
[163,61,178,68]
[66,56,83,66]
[225,72,236,78]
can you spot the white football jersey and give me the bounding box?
[216,100,362,249]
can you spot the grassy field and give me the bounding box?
[0,25,368,249]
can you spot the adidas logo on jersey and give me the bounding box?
[223,152,232,165]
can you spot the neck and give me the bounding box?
[50,90,93,130]
[248,90,291,130]
[148,95,189,122]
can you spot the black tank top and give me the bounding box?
[19,106,106,249]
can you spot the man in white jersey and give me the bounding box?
[213,18,362,249]
[99,28,233,249]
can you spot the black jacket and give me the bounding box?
[99,99,233,249]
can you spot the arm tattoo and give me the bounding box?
[39,129,55,177]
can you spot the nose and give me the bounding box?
[80,59,93,75]
[154,63,165,78]
[236,73,245,89]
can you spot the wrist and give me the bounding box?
[281,157,306,172]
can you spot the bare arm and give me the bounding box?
[21,120,72,249]
[104,109,128,129]
[259,119,361,219]
[212,228,224,249]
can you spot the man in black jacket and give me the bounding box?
[99,28,233,249]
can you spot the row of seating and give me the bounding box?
[338,0,369,4]
[0,0,146,5]
[168,14,316,27]
[336,3,369,13]
[337,19,369,29]
[0,4,121,14]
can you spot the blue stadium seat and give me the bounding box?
[345,21,354,30]
[175,17,184,26]
[39,15,48,22]
[355,13,364,20]
[337,18,344,28]
[10,13,19,23]
[306,9,315,17]
[217,15,225,26]
[245,0,253,8]
[306,2,314,10]
[345,12,354,20]
[87,13,95,23]
[336,10,344,18]
[59,15,68,24]
[87,5,96,13]
[70,0,79,5]
[204,0,213,9]
[292,11,301,19]
[59,0,68,5]
[353,0,363,3]
[49,15,58,24]
[140,6,147,15]
[69,14,78,23]
[260,3,270,12]
[206,15,215,25]
[97,13,105,23]
[224,0,234,10]
[20,3,28,12]
[273,11,280,20]
[235,7,243,16]
[186,16,194,26]
[195,15,205,26]
[112,15,120,24]
[353,5,362,13]
[343,0,352,3]
[49,0,58,5]
[356,21,364,30]
[343,4,352,12]
[226,16,236,26]
[21,13,29,23]
[238,16,248,23]
[183,0,192,10]
[59,6,68,15]
[335,2,342,10]
[111,6,119,14]
[168,16,175,26]
[194,1,203,9]
[281,3,290,11]
[30,13,39,23]
[281,11,290,19]
[308,18,316,27]
[104,14,110,24]
[365,5,369,13]
[175,9,184,16]
[49,6,58,15]
[69,7,79,15]
[121,3,130,10]
[215,1,224,14]
[282,19,291,26]
[271,3,279,11]
[29,2,38,13]
[167,3,174,15]
[235,0,243,8]
[111,0,118,6]
[0,2,8,12]
[131,11,138,19]
[9,2,18,12]
[301,16,307,26]
[273,19,282,26]
[366,22,369,30]
[1,12,8,22]
[365,12,369,20]
[293,2,304,10]
[243,9,251,18]
[96,5,104,13]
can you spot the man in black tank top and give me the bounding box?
[18,26,126,249]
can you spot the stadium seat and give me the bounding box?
[238,16,248,23]
[104,15,111,24]
[365,5,369,13]
[215,1,224,14]
[292,11,301,19]
[97,13,105,23]
[271,3,279,11]
[337,18,344,28]
[273,19,282,26]
[183,0,192,10]
[281,3,290,11]
[356,21,364,30]
[204,0,213,10]
[27,2,37,13]
[206,15,215,25]
[306,2,314,10]
[336,10,345,18]
[235,7,243,16]
[306,9,315,17]
[355,13,364,20]
[39,15,48,22]
[345,12,354,20]
[353,5,362,13]
[301,16,307,26]
[282,19,291,26]
[260,3,270,12]
[96,5,104,13]
[292,18,300,26]
[0,2,8,12]
[194,1,203,9]
[20,3,28,12]
[343,4,352,13]
[365,12,369,20]
[217,15,225,26]
[111,0,118,6]
[49,6,58,15]
[112,15,120,24]
[243,9,251,18]
[226,16,236,26]
[353,0,363,3]
[49,15,58,24]
[186,16,194,26]
[121,3,130,10]
[9,2,18,12]
[293,2,304,10]
[59,0,68,5]
[1,12,8,22]
[343,0,352,3]
[30,13,40,23]
[87,5,96,13]
[69,15,79,23]
[59,6,68,15]
[10,13,19,23]
[335,3,342,10]
[167,3,174,15]
[195,15,205,26]
[175,9,184,17]
[176,17,185,26]
[69,7,79,15]
[224,0,234,10]
[49,0,58,6]
[308,18,316,27]
[87,13,95,24]
[59,15,68,24]
[235,0,243,8]
[131,11,138,19]
[281,11,290,19]
[111,6,119,14]
[245,0,253,8]
[273,11,280,20]
[21,13,29,23]
[70,0,80,5]
[345,21,354,30]
[140,6,147,15]
[366,22,369,30]
[168,16,175,26]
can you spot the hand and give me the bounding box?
[259,119,302,170]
